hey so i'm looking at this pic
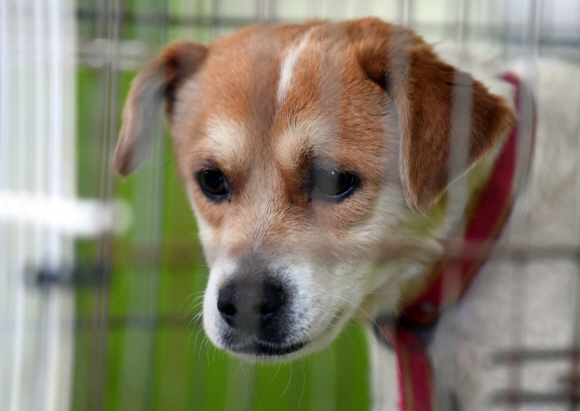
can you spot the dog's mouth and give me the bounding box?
[229,340,306,357]
[222,308,349,359]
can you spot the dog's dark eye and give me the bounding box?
[311,167,358,201]
[198,169,230,201]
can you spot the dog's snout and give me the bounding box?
[217,278,288,338]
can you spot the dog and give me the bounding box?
[113,17,580,410]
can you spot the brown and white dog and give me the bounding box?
[113,17,580,410]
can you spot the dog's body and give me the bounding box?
[114,18,580,410]
[424,59,580,410]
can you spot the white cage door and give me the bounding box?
[0,1,77,410]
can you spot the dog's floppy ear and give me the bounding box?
[113,41,208,176]
[356,20,516,214]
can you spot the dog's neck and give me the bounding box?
[361,59,517,319]
[360,139,507,319]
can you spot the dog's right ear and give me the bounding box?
[113,41,208,176]
[354,19,515,214]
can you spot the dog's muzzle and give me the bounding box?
[216,275,304,356]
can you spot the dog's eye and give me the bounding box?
[312,167,358,201]
[198,169,230,201]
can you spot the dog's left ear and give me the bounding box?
[356,19,516,214]
[113,41,208,177]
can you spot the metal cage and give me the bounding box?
[2,1,580,410]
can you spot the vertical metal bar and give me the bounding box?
[89,0,121,409]
[0,0,9,404]
[31,8,50,410]
[398,0,414,28]
[563,4,580,411]
[255,0,277,23]
[506,259,524,411]
[32,1,76,410]
[9,1,27,410]
[255,0,265,22]
[30,0,48,407]
[269,0,278,23]
[41,4,65,409]
[210,0,223,40]
[33,0,47,287]
[569,74,580,411]
[88,0,104,401]
[456,0,470,51]
[505,1,541,410]
[435,1,472,408]
[0,0,8,189]
[47,0,65,270]
[448,0,472,203]
[573,47,580,411]
[515,0,539,194]
[143,2,169,409]
[572,4,580,403]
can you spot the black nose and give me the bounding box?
[217,278,287,340]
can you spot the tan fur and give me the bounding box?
[114,18,515,363]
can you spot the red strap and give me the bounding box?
[383,73,533,411]
[379,323,436,411]
[404,75,520,326]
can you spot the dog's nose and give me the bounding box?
[217,278,287,338]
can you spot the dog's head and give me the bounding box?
[114,18,515,360]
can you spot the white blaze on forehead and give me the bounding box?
[276,32,312,105]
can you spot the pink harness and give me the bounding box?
[378,73,534,411]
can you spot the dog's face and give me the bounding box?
[114,19,514,360]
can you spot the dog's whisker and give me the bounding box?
[340,327,360,358]
[270,363,281,384]
[199,334,209,364]
[180,291,205,314]
[297,361,306,410]
[234,358,244,381]
[186,299,205,314]
[278,364,293,399]
[187,323,201,352]
[190,311,203,327]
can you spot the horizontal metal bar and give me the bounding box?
[72,240,580,279]
[377,241,580,263]
[492,347,580,364]
[74,314,202,330]
[98,240,580,272]
[78,39,153,70]
[76,9,269,30]
[493,390,580,405]
[28,264,111,287]
[75,9,580,49]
